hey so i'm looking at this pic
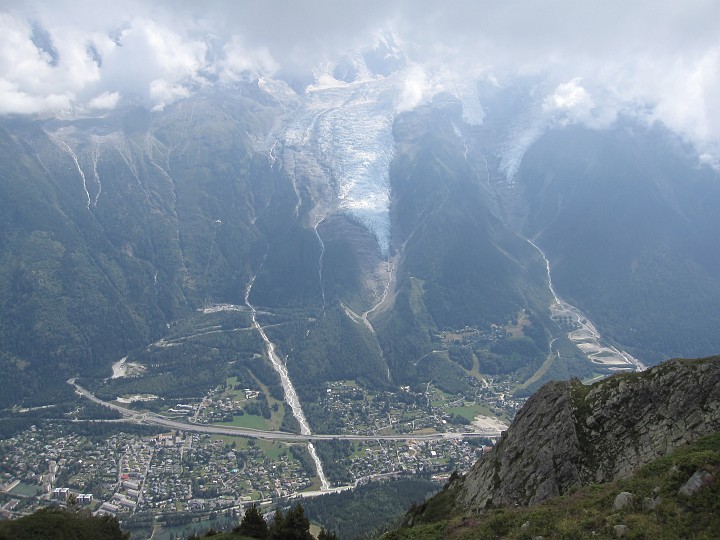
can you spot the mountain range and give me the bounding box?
[1,71,719,417]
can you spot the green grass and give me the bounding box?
[220,376,245,400]
[256,440,289,460]
[467,354,487,384]
[9,481,41,497]
[211,434,251,448]
[154,515,239,540]
[519,350,556,390]
[445,403,495,422]
[408,277,427,317]
[249,379,285,430]
[216,414,269,430]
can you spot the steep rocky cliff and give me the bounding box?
[457,356,720,510]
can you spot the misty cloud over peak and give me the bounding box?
[1,0,719,162]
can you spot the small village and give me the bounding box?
[0,420,493,537]
[184,375,520,437]
[0,322,525,538]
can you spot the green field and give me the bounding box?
[216,413,269,430]
[211,434,252,448]
[257,440,291,460]
[220,377,245,400]
[10,482,41,497]
[446,403,495,422]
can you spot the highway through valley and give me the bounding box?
[68,379,502,442]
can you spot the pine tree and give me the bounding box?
[268,504,313,540]
[317,527,339,540]
[281,505,313,539]
[235,503,268,538]
[267,507,284,539]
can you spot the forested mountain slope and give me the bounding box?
[1,79,720,410]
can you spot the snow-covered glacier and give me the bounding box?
[261,68,562,252]
[269,74,398,256]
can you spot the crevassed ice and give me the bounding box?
[283,78,396,256]
[451,81,485,126]
[498,121,546,183]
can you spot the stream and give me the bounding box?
[245,274,330,490]
[314,219,326,310]
[526,239,646,372]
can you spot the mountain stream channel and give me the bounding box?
[245,274,331,490]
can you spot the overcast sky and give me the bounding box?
[1,0,719,160]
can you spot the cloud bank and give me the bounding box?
[1,0,719,158]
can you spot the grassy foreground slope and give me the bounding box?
[0,508,129,540]
[384,432,720,539]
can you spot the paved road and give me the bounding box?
[68,379,501,442]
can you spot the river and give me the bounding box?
[526,239,646,372]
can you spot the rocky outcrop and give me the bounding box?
[457,357,720,510]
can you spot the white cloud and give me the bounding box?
[395,64,446,113]
[148,79,190,111]
[0,9,210,113]
[98,18,208,110]
[0,12,98,113]
[88,90,119,110]
[545,79,592,112]
[647,49,720,150]
[219,36,279,83]
[0,78,72,114]
[0,0,719,162]
[542,78,617,129]
[395,64,428,112]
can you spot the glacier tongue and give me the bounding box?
[279,77,397,256]
[268,70,536,253]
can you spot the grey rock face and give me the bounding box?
[457,357,720,510]
[678,470,714,496]
[613,524,628,537]
[613,492,635,511]
[459,381,582,509]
